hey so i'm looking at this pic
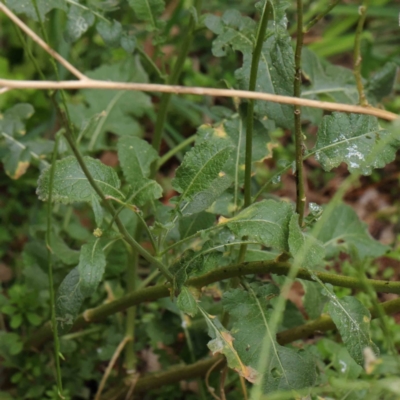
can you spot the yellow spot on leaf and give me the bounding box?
[9,161,29,179]
[214,125,227,138]
[218,216,229,225]
[93,228,103,237]
[218,171,225,177]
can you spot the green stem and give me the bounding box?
[124,245,137,372]
[303,0,342,32]
[294,0,306,226]
[239,0,271,264]
[26,260,400,348]
[136,46,166,82]
[46,134,63,396]
[157,134,197,168]
[151,0,203,158]
[353,3,369,106]
[63,132,173,282]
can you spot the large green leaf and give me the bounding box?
[314,113,400,175]
[205,9,294,129]
[179,211,215,239]
[196,115,271,210]
[117,136,162,206]
[37,156,124,204]
[77,239,107,298]
[288,214,325,268]
[223,284,316,392]
[55,267,84,335]
[172,139,232,213]
[327,296,379,366]
[220,199,293,251]
[68,58,151,150]
[198,305,258,383]
[5,0,66,21]
[128,0,165,31]
[317,204,388,259]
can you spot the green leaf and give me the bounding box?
[288,214,325,268]
[0,103,34,136]
[128,0,165,31]
[301,48,358,123]
[37,156,124,204]
[78,239,107,297]
[170,251,203,292]
[301,280,327,320]
[96,20,122,47]
[120,32,136,53]
[206,10,294,128]
[176,287,198,316]
[366,62,398,102]
[220,199,293,251]
[198,305,258,383]
[222,284,316,392]
[172,139,232,210]
[327,296,379,366]
[49,233,80,265]
[68,58,151,150]
[4,0,66,21]
[317,203,388,259]
[117,136,162,206]
[179,212,215,239]
[314,113,400,175]
[56,267,84,335]
[64,5,95,43]
[0,332,23,357]
[91,194,104,227]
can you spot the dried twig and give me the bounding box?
[0,2,88,80]
[0,78,397,121]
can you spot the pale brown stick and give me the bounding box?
[94,336,131,400]
[0,78,397,121]
[0,2,88,80]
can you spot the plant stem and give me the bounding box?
[62,132,173,282]
[294,0,306,226]
[157,134,197,168]
[353,3,369,106]
[151,0,203,158]
[124,245,137,372]
[45,134,63,396]
[238,0,271,264]
[303,0,342,32]
[136,46,166,82]
[26,260,400,348]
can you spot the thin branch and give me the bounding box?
[0,2,88,80]
[26,260,400,349]
[303,0,342,33]
[95,336,131,400]
[294,0,306,225]
[0,78,396,121]
[157,134,197,168]
[354,3,369,106]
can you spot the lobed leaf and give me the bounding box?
[96,19,122,47]
[117,136,162,206]
[220,199,293,251]
[317,203,388,259]
[37,156,124,204]
[128,0,165,31]
[328,296,379,366]
[222,284,316,392]
[64,5,95,43]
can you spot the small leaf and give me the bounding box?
[128,0,165,31]
[4,0,66,21]
[64,5,95,43]
[170,251,203,292]
[56,267,84,335]
[223,284,316,392]
[37,156,124,204]
[221,199,293,251]
[117,136,162,206]
[314,113,400,175]
[96,20,122,47]
[198,305,258,383]
[172,140,232,208]
[301,280,327,320]
[288,214,325,267]
[0,103,34,136]
[49,233,80,265]
[327,296,379,366]
[176,287,198,316]
[121,32,136,53]
[91,194,104,227]
[317,204,388,259]
[78,239,107,297]
[366,62,398,101]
